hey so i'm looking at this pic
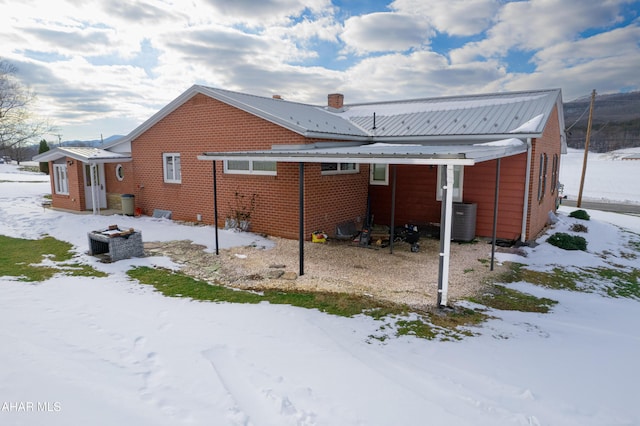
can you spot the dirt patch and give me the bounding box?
[144,235,515,310]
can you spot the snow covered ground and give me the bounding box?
[1,154,639,425]
[560,147,640,205]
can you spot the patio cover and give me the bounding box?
[198,138,528,307]
[197,138,527,165]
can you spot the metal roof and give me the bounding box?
[33,147,132,163]
[198,138,528,166]
[199,86,562,141]
[197,86,370,139]
[336,89,561,139]
[109,86,563,148]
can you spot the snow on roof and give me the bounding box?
[509,114,544,133]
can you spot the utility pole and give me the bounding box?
[577,89,596,208]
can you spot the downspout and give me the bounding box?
[299,162,305,276]
[212,161,219,256]
[520,138,532,243]
[437,164,454,307]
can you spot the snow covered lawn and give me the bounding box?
[1,162,640,425]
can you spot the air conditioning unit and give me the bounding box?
[451,202,477,242]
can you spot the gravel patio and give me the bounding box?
[145,234,517,310]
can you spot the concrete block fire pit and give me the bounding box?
[88,225,144,262]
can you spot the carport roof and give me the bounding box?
[197,138,528,165]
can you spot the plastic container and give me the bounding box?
[121,194,135,216]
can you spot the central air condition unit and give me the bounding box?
[451,202,477,242]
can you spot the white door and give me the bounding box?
[84,163,107,210]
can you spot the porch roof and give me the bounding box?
[33,147,132,164]
[197,138,528,165]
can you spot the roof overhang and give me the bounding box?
[198,138,528,166]
[32,147,132,164]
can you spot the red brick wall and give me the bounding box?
[304,163,370,237]
[526,104,563,240]
[104,162,135,210]
[129,93,368,239]
[49,158,85,211]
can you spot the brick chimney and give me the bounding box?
[328,93,344,109]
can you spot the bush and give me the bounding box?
[547,232,587,251]
[569,209,590,220]
[570,223,588,233]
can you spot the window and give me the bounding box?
[538,153,547,201]
[115,164,124,181]
[163,153,181,183]
[53,164,69,195]
[370,163,388,185]
[84,164,101,187]
[224,160,277,175]
[436,165,464,202]
[321,162,359,175]
[550,154,558,194]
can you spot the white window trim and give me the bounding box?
[321,163,360,175]
[370,163,389,185]
[224,160,277,176]
[115,164,124,181]
[436,165,464,202]
[53,163,69,195]
[163,153,181,183]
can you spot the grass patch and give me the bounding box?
[469,284,557,313]
[128,266,488,341]
[498,263,581,291]
[496,262,640,300]
[128,266,405,318]
[0,235,106,281]
[589,267,640,299]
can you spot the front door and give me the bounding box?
[84,163,107,210]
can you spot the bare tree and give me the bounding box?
[0,59,52,159]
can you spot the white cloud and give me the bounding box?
[390,0,500,36]
[450,0,636,64]
[505,22,640,99]
[341,12,434,55]
[0,0,638,140]
[342,50,507,101]
[204,0,333,27]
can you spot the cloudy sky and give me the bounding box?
[1,0,639,142]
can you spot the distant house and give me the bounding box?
[34,85,566,245]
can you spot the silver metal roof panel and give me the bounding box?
[198,138,528,165]
[33,147,132,163]
[338,89,561,138]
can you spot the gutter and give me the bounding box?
[521,138,532,242]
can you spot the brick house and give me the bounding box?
[35,85,566,245]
